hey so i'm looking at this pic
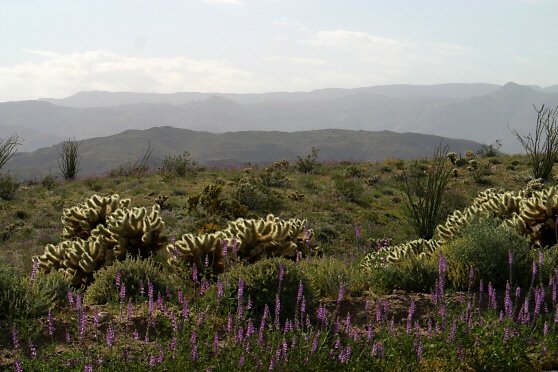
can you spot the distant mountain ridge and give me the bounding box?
[1,82,558,154]
[4,127,484,179]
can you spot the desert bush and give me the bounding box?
[296,147,320,174]
[0,261,56,319]
[41,174,57,190]
[205,257,314,323]
[84,176,103,191]
[161,151,198,177]
[231,178,283,214]
[58,137,82,180]
[368,254,438,294]
[400,144,453,239]
[334,177,363,203]
[511,104,558,180]
[0,171,20,200]
[84,256,172,305]
[442,217,532,290]
[300,256,372,298]
[260,167,290,188]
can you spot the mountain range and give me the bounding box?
[1,82,558,176]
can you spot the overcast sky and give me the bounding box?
[1,0,557,102]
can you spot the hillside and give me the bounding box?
[3,127,484,179]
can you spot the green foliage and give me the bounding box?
[400,144,453,239]
[58,137,82,181]
[477,139,502,158]
[0,171,20,200]
[84,176,103,191]
[369,253,438,293]
[260,167,290,188]
[41,174,57,190]
[296,146,320,174]
[161,151,198,177]
[333,177,363,203]
[231,178,284,214]
[186,183,250,220]
[84,256,171,305]
[206,257,314,323]
[442,217,532,290]
[300,256,372,298]
[0,261,57,319]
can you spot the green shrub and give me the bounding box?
[300,256,372,298]
[232,179,283,214]
[442,217,532,290]
[334,178,363,203]
[33,270,73,309]
[0,261,56,319]
[161,151,198,177]
[205,257,314,323]
[368,254,438,294]
[296,147,320,174]
[0,171,20,200]
[84,257,172,305]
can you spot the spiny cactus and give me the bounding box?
[167,214,318,273]
[61,194,131,240]
[361,238,440,271]
[36,194,166,287]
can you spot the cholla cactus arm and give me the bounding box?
[61,194,131,240]
[167,231,227,274]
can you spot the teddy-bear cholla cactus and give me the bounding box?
[61,194,131,240]
[362,184,558,271]
[36,195,166,286]
[167,214,317,273]
[361,238,439,270]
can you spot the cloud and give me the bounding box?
[0,50,254,101]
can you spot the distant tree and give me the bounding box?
[510,104,558,181]
[0,133,23,170]
[58,138,82,180]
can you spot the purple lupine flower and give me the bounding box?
[544,321,549,336]
[12,328,19,350]
[65,330,71,343]
[47,309,54,336]
[509,250,513,269]
[539,250,544,267]
[533,259,538,278]
[468,267,474,291]
[447,318,457,343]
[106,323,115,349]
[190,331,198,360]
[115,271,121,291]
[503,326,510,343]
[337,284,344,305]
[488,283,497,310]
[275,296,281,329]
[30,258,39,285]
[407,299,415,334]
[67,290,74,307]
[157,342,164,364]
[127,301,133,322]
[284,319,293,334]
[197,311,204,328]
[140,282,145,296]
[278,264,285,286]
[311,332,319,355]
[192,264,198,282]
[417,342,423,360]
[213,333,219,350]
[355,225,361,244]
[123,348,130,362]
[238,355,245,367]
[15,360,22,372]
[297,281,304,303]
[149,354,156,368]
[227,314,233,333]
[29,342,36,358]
[120,284,126,304]
[427,320,433,339]
[505,282,513,318]
[84,363,93,372]
[231,237,238,255]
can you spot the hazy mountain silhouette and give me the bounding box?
[1,82,557,154]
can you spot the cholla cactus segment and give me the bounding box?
[167,214,318,273]
[361,238,440,270]
[104,205,166,259]
[61,194,131,240]
[167,231,228,274]
[36,194,166,287]
[37,236,111,286]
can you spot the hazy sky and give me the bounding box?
[1,0,557,102]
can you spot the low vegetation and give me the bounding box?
[2,147,558,371]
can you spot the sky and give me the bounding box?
[1,0,557,102]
